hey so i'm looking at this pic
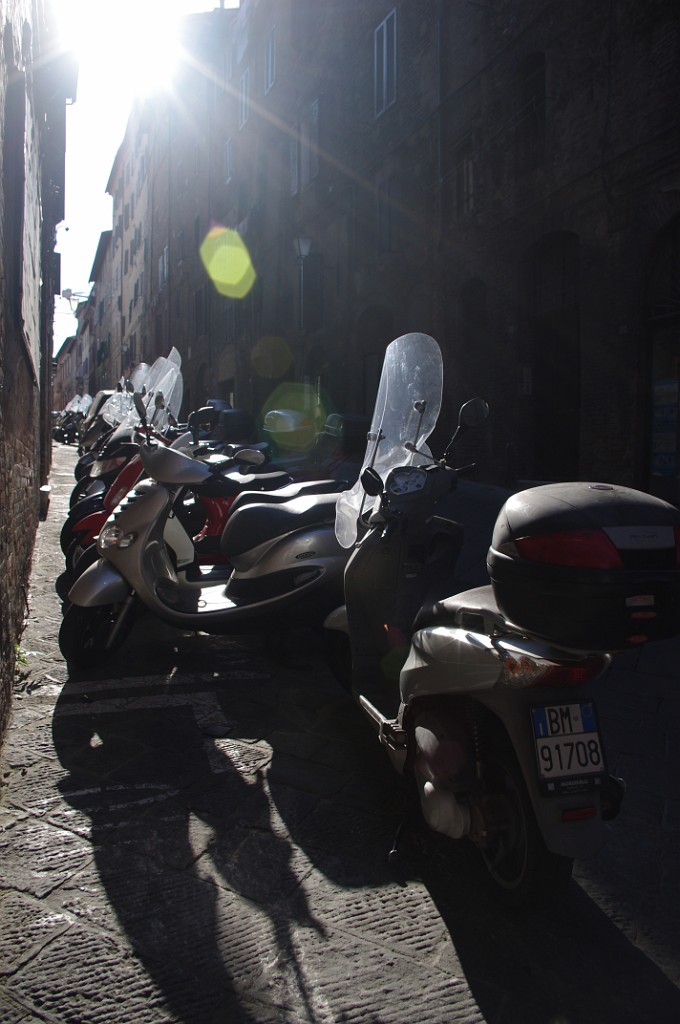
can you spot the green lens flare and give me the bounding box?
[199,226,256,299]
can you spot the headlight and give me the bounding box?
[99,524,122,549]
[91,456,126,478]
[99,523,137,550]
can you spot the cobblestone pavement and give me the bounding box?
[1,442,679,1023]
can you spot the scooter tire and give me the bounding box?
[59,602,134,671]
[69,477,96,509]
[477,744,573,909]
[65,537,97,580]
[71,542,99,582]
[60,518,75,556]
[55,570,73,604]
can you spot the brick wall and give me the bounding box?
[0,341,40,742]
[0,0,69,750]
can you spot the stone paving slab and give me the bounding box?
[1,442,679,1023]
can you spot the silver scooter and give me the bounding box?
[325,332,680,906]
[60,396,351,670]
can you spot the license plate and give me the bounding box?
[531,702,606,790]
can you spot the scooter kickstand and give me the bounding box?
[388,820,407,864]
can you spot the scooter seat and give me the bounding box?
[228,478,344,514]
[192,470,292,499]
[413,584,508,634]
[220,491,339,557]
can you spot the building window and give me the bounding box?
[265,27,276,94]
[289,137,299,196]
[377,176,402,252]
[455,137,475,217]
[158,246,169,288]
[195,286,207,335]
[516,52,546,172]
[374,9,397,118]
[239,68,250,128]
[300,99,319,188]
[225,138,233,184]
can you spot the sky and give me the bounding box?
[53,0,239,353]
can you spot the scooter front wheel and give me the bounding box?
[476,746,573,908]
[59,601,135,671]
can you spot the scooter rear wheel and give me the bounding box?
[59,602,134,671]
[477,746,573,908]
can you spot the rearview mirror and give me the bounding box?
[458,397,489,430]
[133,393,147,423]
[361,466,383,496]
[236,449,266,467]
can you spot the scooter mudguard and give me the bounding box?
[323,604,349,634]
[71,509,106,545]
[473,689,607,860]
[68,557,132,607]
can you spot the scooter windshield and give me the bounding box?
[108,350,183,440]
[335,333,443,548]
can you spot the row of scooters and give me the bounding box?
[55,334,680,909]
[57,350,366,653]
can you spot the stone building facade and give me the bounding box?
[0,1,74,746]
[58,0,680,498]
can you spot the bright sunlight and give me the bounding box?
[53,2,238,352]
[57,0,188,109]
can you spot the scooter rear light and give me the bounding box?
[500,653,608,688]
[561,805,597,822]
[514,529,623,569]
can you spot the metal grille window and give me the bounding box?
[455,138,475,217]
[239,68,250,128]
[516,53,546,172]
[225,138,233,184]
[374,9,397,118]
[265,27,276,94]
[300,99,319,188]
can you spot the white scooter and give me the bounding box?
[325,332,680,906]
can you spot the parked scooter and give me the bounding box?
[58,403,276,579]
[324,332,680,907]
[52,408,85,445]
[57,433,294,597]
[59,394,350,669]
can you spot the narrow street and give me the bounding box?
[1,442,679,1024]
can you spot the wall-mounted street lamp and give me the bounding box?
[293,237,311,330]
[61,287,91,311]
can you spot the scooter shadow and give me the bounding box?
[51,648,332,1023]
[403,833,680,1024]
[53,622,680,1024]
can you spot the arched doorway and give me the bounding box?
[646,214,680,502]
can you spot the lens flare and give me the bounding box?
[199,226,256,299]
[261,382,325,453]
[252,335,293,378]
